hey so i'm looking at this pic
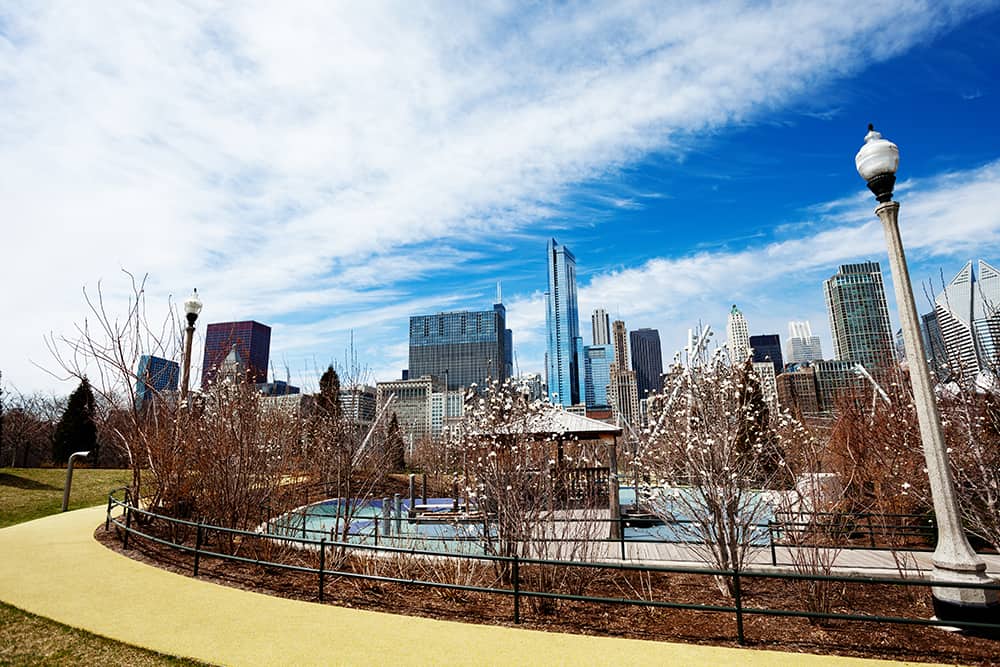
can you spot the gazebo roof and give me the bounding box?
[522,406,622,439]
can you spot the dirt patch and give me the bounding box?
[94,522,1000,664]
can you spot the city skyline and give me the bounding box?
[4,4,1000,396]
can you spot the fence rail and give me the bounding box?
[105,491,1000,645]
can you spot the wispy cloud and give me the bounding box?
[509,159,1000,372]
[0,1,989,391]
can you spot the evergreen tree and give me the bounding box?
[317,365,342,420]
[734,359,788,485]
[386,413,406,471]
[52,378,97,464]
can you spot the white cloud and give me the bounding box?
[0,1,988,392]
[507,159,1000,373]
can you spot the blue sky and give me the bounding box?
[3,1,1000,395]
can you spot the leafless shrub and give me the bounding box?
[940,389,1000,554]
[642,353,799,597]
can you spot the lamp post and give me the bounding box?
[179,288,203,404]
[855,125,998,623]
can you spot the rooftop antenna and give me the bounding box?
[496,281,502,305]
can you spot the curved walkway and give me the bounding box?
[0,506,933,667]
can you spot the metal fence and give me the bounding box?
[105,490,1000,645]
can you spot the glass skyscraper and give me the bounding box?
[135,354,179,409]
[545,239,584,406]
[408,304,511,391]
[629,328,663,397]
[583,344,612,409]
[750,334,783,374]
[823,262,895,382]
[201,320,271,388]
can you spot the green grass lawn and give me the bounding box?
[0,467,209,666]
[0,467,132,529]
[0,601,206,666]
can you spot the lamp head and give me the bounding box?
[855,123,899,203]
[183,288,203,325]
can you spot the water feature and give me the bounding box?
[264,486,779,552]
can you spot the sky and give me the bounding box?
[3,1,1000,396]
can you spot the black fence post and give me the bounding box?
[123,505,132,549]
[865,514,876,548]
[732,568,746,646]
[513,554,521,625]
[619,516,626,561]
[319,538,326,603]
[769,521,778,566]
[193,522,204,576]
[105,494,113,531]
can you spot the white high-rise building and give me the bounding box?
[726,304,751,364]
[934,259,1000,384]
[786,320,824,364]
[591,308,611,345]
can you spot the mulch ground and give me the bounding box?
[94,522,1000,665]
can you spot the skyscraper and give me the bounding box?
[629,328,663,397]
[608,320,640,426]
[726,304,751,363]
[933,259,1000,384]
[201,320,271,388]
[545,239,584,407]
[823,261,895,381]
[135,355,179,409]
[591,308,611,345]
[921,311,951,379]
[750,334,783,374]
[583,344,612,409]
[786,321,824,364]
[408,303,511,391]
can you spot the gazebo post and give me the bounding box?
[608,436,622,541]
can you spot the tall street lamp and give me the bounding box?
[179,288,203,403]
[855,125,998,624]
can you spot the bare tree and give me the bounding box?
[940,389,1000,554]
[444,379,608,609]
[642,352,795,597]
[46,273,302,537]
[0,390,64,467]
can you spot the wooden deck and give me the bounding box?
[536,509,1000,579]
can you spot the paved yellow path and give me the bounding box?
[0,506,939,666]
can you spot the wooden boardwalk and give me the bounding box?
[537,509,1000,579]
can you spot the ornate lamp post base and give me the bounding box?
[931,566,1000,626]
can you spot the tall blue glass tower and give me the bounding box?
[545,239,584,406]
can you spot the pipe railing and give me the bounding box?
[105,491,1000,645]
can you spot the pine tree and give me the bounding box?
[735,358,770,456]
[52,378,97,464]
[317,365,342,420]
[386,413,406,471]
